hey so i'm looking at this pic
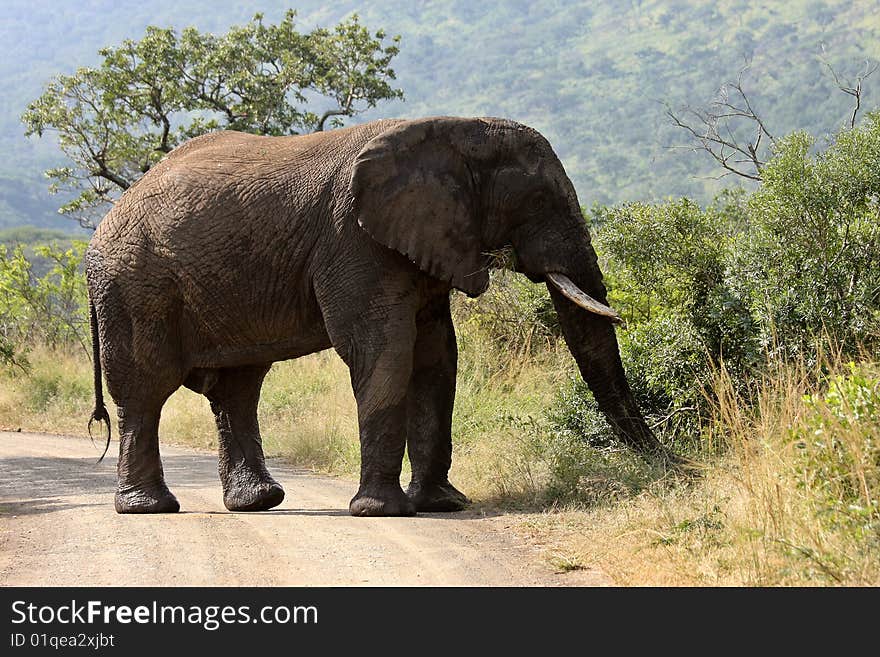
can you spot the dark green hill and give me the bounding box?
[1,0,878,230]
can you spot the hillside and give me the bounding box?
[1,0,878,230]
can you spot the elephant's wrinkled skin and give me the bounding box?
[85,117,666,516]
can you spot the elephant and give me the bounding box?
[84,116,668,517]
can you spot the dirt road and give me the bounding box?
[0,432,607,586]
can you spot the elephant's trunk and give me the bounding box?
[546,261,665,457]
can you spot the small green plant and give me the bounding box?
[548,439,663,507]
[23,373,61,412]
[21,369,90,414]
[791,363,880,531]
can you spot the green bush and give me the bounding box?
[593,196,758,369]
[549,379,612,448]
[0,241,89,369]
[791,363,880,530]
[552,197,758,450]
[617,315,709,438]
[553,115,880,454]
[453,270,560,356]
[741,114,880,359]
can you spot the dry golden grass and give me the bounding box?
[155,350,363,473]
[0,347,97,436]
[514,359,880,586]
[257,352,359,472]
[0,347,362,471]
[449,340,574,503]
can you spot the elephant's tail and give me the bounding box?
[87,297,112,462]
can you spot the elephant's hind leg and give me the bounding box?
[405,295,470,512]
[115,403,180,514]
[97,287,182,514]
[205,364,284,512]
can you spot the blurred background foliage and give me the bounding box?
[2,0,880,229]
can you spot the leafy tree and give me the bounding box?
[0,241,89,369]
[22,10,403,228]
[739,113,880,357]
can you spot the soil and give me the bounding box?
[0,431,609,586]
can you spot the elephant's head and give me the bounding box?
[350,117,666,456]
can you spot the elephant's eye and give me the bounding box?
[528,191,547,213]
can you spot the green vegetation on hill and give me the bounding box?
[0,226,77,245]
[2,1,879,229]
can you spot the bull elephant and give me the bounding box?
[85,116,667,517]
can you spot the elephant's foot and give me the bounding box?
[406,479,470,512]
[222,468,285,512]
[115,482,180,514]
[349,483,416,517]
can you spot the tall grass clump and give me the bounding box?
[709,355,878,584]
[0,347,95,435]
[521,356,879,586]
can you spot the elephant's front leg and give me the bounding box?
[206,364,285,512]
[345,316,418,517]
[405,295,470,511]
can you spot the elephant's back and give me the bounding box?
[148,120,406,187]
[92,120,404,251]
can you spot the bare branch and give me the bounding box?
[317,85,356,131]
[316,108,348,131]
[666,61,775,181]
[819,49,878,129]
[666,104,763,181]
[93,166,130,191]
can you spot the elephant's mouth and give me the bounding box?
[545,272,623,325]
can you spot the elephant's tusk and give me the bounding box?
[546,272,624,325]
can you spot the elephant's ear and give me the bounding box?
[349,118,489,297]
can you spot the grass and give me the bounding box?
[1,330,877,586]
[515,359,880,586]
[0,347,361,470]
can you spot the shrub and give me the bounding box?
[550,315,712,451]
[552,197,759,450]
[0,241,89,368]
[452,270,560,357]
[593,197,758,368]
[740,115,880,359]
[555,114,880,453]
[790,363,880,531]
